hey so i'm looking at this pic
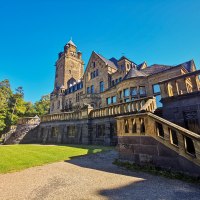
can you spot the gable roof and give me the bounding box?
[118,56,136,64]
[109,57,119,67]
[123,67,147,80]
[137,62,147,70]
[175,60,195,72]
[95,52,118,69]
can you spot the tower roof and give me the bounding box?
[67,39,77,47]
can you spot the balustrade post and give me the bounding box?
[171,80,179,96]
[135,118,141,134]
[160,83,168,98]
[178,78,188,94]
[191,75,199,92]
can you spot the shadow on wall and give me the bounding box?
[65,151,200,200]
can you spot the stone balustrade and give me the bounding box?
[159,70,200,98]
[116,112,200,167]
[90,96,156,118]
[41,111,83,122]
[17,116,40,125]
[41,96,156,123]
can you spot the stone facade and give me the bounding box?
[50,39,197,114]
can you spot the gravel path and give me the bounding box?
[0,150,200,200]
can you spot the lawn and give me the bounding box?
[0,144,112,174]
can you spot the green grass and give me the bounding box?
[0,144,112,174]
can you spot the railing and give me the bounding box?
[116,112,200,166]
[17,116,40,125]
[41,96,156,122]
[41,111,83,122]
[90,96,156,118]
[159,69,200,98]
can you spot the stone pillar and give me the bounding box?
[160,83,168,98]
[81,121,90,144]
[191,75,199,92]
[178,78,188,94]
[171,81,179,96]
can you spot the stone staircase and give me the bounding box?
[4,124,39,144]
[3,116,40,145]
[116,112,200,176]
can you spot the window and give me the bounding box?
[107,97,111,105]
[153,84,160,94]
[91,85,94,94]
[68,126,76,137]
[119,77,122,82]
[111,96,117,103]
[97,124,105,137]
[93,71,96,78]
[90,72,93,79]
[131,87,137,96]
[74,85,77,91]
[115,79,118,84]
[100,81,104,92]
[112,80,115,86]
[124,98,130,102]
[93,61,96,68]
[51,127,57,137]
[87,87,90,94]
[139,86,146,96]
[123,88,129,97]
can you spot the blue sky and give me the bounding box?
[0,0,200,102]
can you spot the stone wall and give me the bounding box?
[35,117,117,146]
[118,136,200,177]
[162,88,200,134]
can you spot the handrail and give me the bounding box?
[41,96,156,122]
[116,112,200,166]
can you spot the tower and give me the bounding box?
[54,39,84,91]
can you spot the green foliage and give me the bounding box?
[0,79,50,134]
[34,94,50,116]
[0,145,111,173]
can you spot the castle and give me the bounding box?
[4,39,200,176]
[50,39,197,115]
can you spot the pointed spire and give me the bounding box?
[67,38,77,47]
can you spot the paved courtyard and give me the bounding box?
[0,150,200,200]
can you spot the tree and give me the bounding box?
[34,94,50,116]
[0,80,12,133]
[0,79,50,135]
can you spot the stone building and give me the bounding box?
[5,39,200,176]
[50,39,197,115]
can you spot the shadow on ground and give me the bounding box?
[65,150,200,200]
